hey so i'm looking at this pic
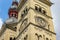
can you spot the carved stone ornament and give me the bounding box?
[35,17,47,27]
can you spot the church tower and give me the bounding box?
[0,0,18,40]
[16,0,56,40]
[5,0,18,24]
[0,0,56,40]
[8,0,18,18]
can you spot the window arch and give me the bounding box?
[14,27,17,31]
[46,38,49,40]
[21,7,28,18]
[39,35,42,40]
[42,10,46,14]
[35,6,38,10]
[35,33,42,40]
[50,39,52,40]
[39,7,42,12]
[15,27,17,29]
[48,24,50,30]
[10,37,13,40]
[24,35,28,40]
[43,35,45,40]
[13,37,16,40]
[39,35,42,38]
[35,4,47,14]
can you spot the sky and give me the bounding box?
[0,0,60,40]
[51,0,60,40]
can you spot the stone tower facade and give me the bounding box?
[16,0,56,40]
[0,0,56,40]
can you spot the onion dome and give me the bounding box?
[8,0,18,19]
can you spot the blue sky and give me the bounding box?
[0,0,60,40]
[0,0,12,22]
[0,0,12,28]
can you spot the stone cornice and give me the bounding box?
[16,22,56,40]
[17,7,53,24]
[38,0,53,6]
[29,7,53,19]
[30,22,56,35]
[17,7,53,25]
[17,0,53,12]
[0,23,17,37]
[17,0,27,12]
[6,23,17,31]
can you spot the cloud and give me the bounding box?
[0,18,3,29]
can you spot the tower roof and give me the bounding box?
[12,0,18,6]
[8,0,18,18]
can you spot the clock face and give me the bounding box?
[35,17,46,27]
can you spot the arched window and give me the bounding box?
[21,7,28,18]
[15,27,17,29]
[15,14,16,17]
[24,8,28,14]
[10,37,13,40]
[39,35,42,40]
[35,6,38,10]
[46,38,49,40]
[35,33,42,40]
[13,37,16,40]
[39,7,42,12]
[48,24,50,30]
[50,39,51,40]
[26,8,28,12]
[43,35,45,40]
[39,35,42,38]
[23,10,25,13]
[21,13,24,18]
[42,10,46,14]
[24,35,28,40]
[12,14,16,17]
[15,27,17,31]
